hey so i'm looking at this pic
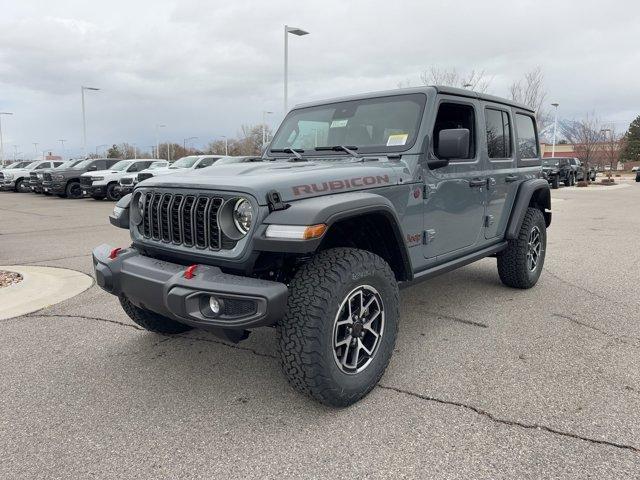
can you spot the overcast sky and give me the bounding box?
[1,0,639,159]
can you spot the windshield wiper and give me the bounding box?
[315,145,360,158]
[270,148,306,161]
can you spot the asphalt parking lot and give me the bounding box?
[1,183,639,479]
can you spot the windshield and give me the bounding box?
[215,156,243,165]
[148,161,167,170]
[72,160,92,169]
[55,160,81,169]
[170,156,199,168]
[110,160,134,171]
[269,93,426,156]
[7,161,31,169]
[23,161,39,170]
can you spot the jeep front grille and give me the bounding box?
[140,192,224,250]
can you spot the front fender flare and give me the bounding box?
[254,192,412,277]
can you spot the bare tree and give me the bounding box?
[418,67,491,93]
[600,126,622,171]
[561,114,602,184]
[509,67,548,129]
[205,124,273,156]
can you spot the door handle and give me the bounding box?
[468,178,485,187]
[505,175,519,183]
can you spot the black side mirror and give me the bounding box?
[437,128,470,160]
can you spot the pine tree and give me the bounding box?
[620,115,640,162]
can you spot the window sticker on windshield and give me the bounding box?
[387,133,408,146]
[330,119,349,128]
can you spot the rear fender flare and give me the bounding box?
[506,179,551,240]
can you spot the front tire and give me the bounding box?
[277,248,399,407]
[106,182,120,201]
[15,179,29,193]
[65,181,83,199]
[497,208,546,289]
[551,176,559,189]
[120,296,193,334]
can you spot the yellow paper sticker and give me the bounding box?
[387,133,408,146]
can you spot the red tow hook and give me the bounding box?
[183,264,198,279]
[109,247,123,259]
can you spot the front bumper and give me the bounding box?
[1,180,16,190]
[29,180,43,192]
[42,181,66,194]
[92,244,288,330]
[83,184,105,197]
[115,184,134,196]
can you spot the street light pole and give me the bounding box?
[81,86,100,158]
[262,111,273,147]
[13,145,19,161]
[155,124,166,160]
[551,103,559,157]
[284,25,309,114]
[58,139,66,160]
[0,112,14,166]
[33,142,39,156]
[220,136,228,155]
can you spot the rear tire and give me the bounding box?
[497,208,546,289]
[120,296,193,334]
[277,248,399,407]
[563,175,571,187]
[106,182,120,201]
[551,176,559,189]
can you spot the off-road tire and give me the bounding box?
[277,248,399,407]
[65,181,83,199]
[551,175,559,189]
[120,295,193,334]
[497,207,546,289]
[564,175,571,187]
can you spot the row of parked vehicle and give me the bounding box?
[541,157,597,189]
[0,155,260,200]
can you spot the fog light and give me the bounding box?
[209,296,221,315]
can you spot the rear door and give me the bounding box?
[483,106,518,239]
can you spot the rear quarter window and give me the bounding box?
[515,113,539,167]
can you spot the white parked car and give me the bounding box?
[0,160,64,192]
[80,159,162,200]
[116,160,169,196]
[135,155,224,182]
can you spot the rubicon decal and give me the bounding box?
[292,175,390,196]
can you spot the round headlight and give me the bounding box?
[232,198,253,234]
[137,194,145,216]
[131,192,145,225]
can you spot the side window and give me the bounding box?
[515,114,538,159]
[53,162,63,167]
[197,158,217,168]
[485,108,512,158]
[36,162,49,169]
[433,102,476,160]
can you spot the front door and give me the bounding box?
[423,98,486,259]
[483,106,518,239]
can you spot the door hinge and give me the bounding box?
[484,215,495,227]
[266,190,289,212]
[423,229,436,244]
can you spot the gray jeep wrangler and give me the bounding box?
[93,86,551,407]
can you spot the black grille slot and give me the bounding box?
[80,177,93,186]
[0,173,4,181]
[140,191,226,251]
[43,173,52,181]
[170,195,183,243]
[208,198,223,250]
[194,197,209,248]
[181,196,196,247]
[30,172,38,180]
[159,195,172,242]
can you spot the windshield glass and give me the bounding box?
[55,160,81,169]
[72,160,92,169]
[215,156,242,165]
[269,93,426,156]
[110,160,133,171]
[170,156,199,168]
[23,161,39,169]
[148,161,166,170]
[8,161,30,169]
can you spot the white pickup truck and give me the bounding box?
[116,160,169,196]
[80,159,161,200]
[1,160,64,192]
[135,155,223,182]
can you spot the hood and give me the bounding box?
[51,168,85,177]
[81,169,119,177]
[139,158,404,205]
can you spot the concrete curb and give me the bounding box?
[0,266,93,320]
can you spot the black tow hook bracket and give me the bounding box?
[266,190,289,212]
